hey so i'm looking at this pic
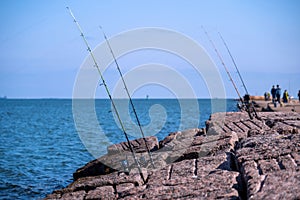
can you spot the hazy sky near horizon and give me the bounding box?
[0,0,299,98]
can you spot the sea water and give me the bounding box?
[0,99,237,199]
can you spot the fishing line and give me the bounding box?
[99,26,155,168]
[66,7,145,181]
[218,32,249,95]
[218,32,259,119]
[202,27,259,119]
[202,26,243,102]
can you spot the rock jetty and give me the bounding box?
[253,99,300,113]
[45,111,300,199]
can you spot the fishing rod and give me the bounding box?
[202,27,243,102]
[66,7,145,181]
[202,27,259,119]
[218,32,259,119]
[99,26,155,168]
[218,32,249,95]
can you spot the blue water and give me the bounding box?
[0,99,237,199]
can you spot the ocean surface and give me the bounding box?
[0,99,237,199]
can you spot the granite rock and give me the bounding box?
[45,111,300,200]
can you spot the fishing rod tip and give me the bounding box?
[201,26,207,32]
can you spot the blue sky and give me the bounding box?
[0,0,299,98]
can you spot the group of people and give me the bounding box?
[269,85,291,107]
[264,86,300,106]
[267,85,300,106]
[271,85,282,105]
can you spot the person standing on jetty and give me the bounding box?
[276,85,282,107]
[264,92,270,101]
[271,85,276,104]
[283,90,289,103]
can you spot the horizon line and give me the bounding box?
[1,97,238,100]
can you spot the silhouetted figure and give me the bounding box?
[298,90,300,102]
[276,85,282,106]
[271,85,276,104]
[264,92,270,101]
[283,90,289,103]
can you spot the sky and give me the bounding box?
[0,0,299,98]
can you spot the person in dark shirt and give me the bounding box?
[271,85,276,103]
[276,85,282,106]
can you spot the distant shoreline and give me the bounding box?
[0,98,237,100]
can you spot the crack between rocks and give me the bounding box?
[143,173,150,185]
[193,159,198,177]
[232,121,245,132]
[249,120,263,129]
[256,161,263,175]
[230,142,248,200]
[135,139,141,146]
[224,123,233,131]
[221,127,228,133]
[122,142,129,150]
[258,175,267,193]
[276,158,286,170]
[73,185,96,193]
[240,120,252,130]
[112,184,117,196]
[282,121,300,129]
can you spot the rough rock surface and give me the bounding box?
[73,136,159,181]
[45,111,300,199]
